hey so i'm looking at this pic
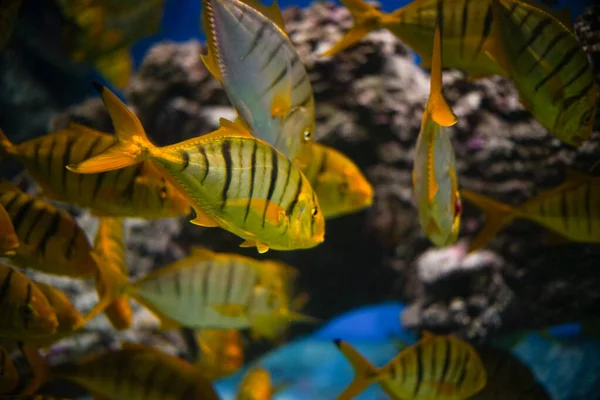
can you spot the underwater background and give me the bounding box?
[1,0,600,399]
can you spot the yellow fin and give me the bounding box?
[234,114,252,131]
[91,83,146,143]
[190,207,220,227]
[0,127,18,157]
[239,239,270,253]
[200,0,223,83]
[332,339,379,400]
[321,25,371,57]
[239,0,286,33]
[219,117,253,136]
[213,304,248,317]
[190,247,217,259]
[271,90,291,120]
[227,198,286,226]
[428,25,457,127]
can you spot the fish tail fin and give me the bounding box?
[429,24,457,127]
[460,189,516,253]
[333,339,379,400]
[0,128,17,160]
[66,82,154,174]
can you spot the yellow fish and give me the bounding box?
[50,342,219,400]
[0,180,97,278]
[68,83,325,253]
[0,346,19,394]
[334,332,486,400]
[461,169,600,252]
[0,264,58,339]
[323,0,507,79]
[0,203,19,256]
[0,127,190,220]
[297,143,373,219]
[92,217,132,330]
[201,0,315,161]
[195,329,244,380]
[34,283,84,335]
[493,0,598,147]
[236,367,280,400]
[412,23,461,247]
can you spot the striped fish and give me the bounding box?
[0,264,58,338]
[0,346,18,394]
[0,127,190,220]
[494,0,597,147]
[0,203,18,256]
[236,367,274,400]
[201,0,315,161]
[334,332,486,400]
[195,329,244,380]
[323,0,507,79]
[35,283,83,332]
[412,23,462,247]
[298,143,373,219]
[68,84,325,253]
[461,169,600,252]
[50,343,219,400]
[93,217,133,330]
[0,180,97,278]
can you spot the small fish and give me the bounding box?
[461,169,600,252]
[412,23,461,247]
[201,0,315,161]
[0,179,97,278]
[236,367,277,400]
[0,126,190,220]
[298,143,373,219]
[68,83,325,253]
[0,204,18,256]
[50,342,219,400]
[0,0,22,49]
[93,217,132,330]
[323,0,507,79]
[0,264,58,338]
[334,332,486,400]
[494,0,598,147]
[0,346,19,394]
[195,329,244,380]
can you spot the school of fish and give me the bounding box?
[0,0,597,398]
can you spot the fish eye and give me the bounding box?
[303,130,311,141]
[311,207,319,217]
[580,109,593,126]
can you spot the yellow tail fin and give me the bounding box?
[322,25,371,57]
[67,83,154,174]
[334,339,379,400]
[429,25,457,127]
[0,128,18,160]
[460,189,516,253]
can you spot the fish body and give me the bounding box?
[461,170,600,252]
[0,127,190,220]
[51,343,219,400]
[93,217,132,330]
[35,283,84,332]
[0,346,18,394]
[195,329,244,380]
[0,264,58,338]
[324,0,506,79]
[495,0,597,147]
[298,143,373,219]
[0,180,97,278]
[236,367,273,400]
[68,84,325,253]
[334,333,486,400]
[412,23,461,247]
[0,204,18,256]
[201,0,315,161]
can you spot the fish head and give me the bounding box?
[20,288,60,335]
[280,106,315,162]
[36,283,84,330]
[289,189,325,248]
[554,87,597,147]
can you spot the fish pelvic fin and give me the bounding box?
[429,25,457,127]
[460,189,516,253]
[333,339,380,400]
[67,83,154,174]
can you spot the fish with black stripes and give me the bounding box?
[297,143,373,219]
[0,126,190,220]
[461,169,600,252]
[68,83,325,253]
[48,342,219,400]
[201,0,315,162]
[412,21,462,247]
[0,180,97,278]
[0,264,59,339]
[493,0,598,147]
[92,217,133,330]
[195,329,244,380]
[322,0,507,80]
[0,346,18,394]
[334,332,486,400]
[0,204,18,256]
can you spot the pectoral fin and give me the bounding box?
[240,239,270,253]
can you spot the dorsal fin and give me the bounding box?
[515,0,574,33]
[428,25,457,127]
[200,0,224,83]
[238,0,286,32]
